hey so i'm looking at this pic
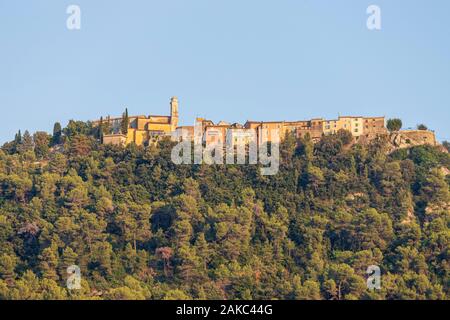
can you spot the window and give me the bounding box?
[149,131,165,138]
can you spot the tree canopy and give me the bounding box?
[387,119,403,132]
[0,122,448,300]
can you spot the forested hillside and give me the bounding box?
[0,121,449,300]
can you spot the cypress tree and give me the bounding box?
[121,108,129,135]
[52,122,62,145]
[15,130,22,144]
[98,116,104,142]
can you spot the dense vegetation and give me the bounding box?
[0,121,449,300]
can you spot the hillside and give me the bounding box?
[0,122,449,300]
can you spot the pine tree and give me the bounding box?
[59,247,78,281]
[177,245,204,282]
[0,254,17,285]
[39,246,59,281]
[18,130,34,154]
[194,233,212,268]
[33,132,50,159]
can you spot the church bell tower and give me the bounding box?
[170,96,179,131]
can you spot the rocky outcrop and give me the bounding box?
[440,167,450,176]
[390,130,437,149]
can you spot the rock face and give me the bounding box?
[390,130,437,149]
[356,130,439,154]
[425,202,450,215]
[441,167,450,176]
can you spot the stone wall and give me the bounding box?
[103,134,127,146]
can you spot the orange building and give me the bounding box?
[95,96,390,147]
[363,117,387,136]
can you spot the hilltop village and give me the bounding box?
[0,97,448,301]
[94,97,437,148]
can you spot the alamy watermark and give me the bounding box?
[67,265,81,290]
[171,124,280,176]
[366,265,381,290]
[367,5,381,30]
[66,5,81,30]
[64,5,380,31]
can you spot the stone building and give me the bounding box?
[95,96,437,150]
[203,121,231,145]
[97,97,179,146]
[174,126,194,142]
[363,117,387,136]
[102,133,127,146]
[172,116,387,148]
[322,116,387,139]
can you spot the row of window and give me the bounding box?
[325,124,382,130]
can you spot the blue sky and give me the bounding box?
[1,0,449,143]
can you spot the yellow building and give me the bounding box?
[338,116,364,137]
[99,97,179,146]
[322,116,386,139]
[96,96,392,148]
[227,127,257,147]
